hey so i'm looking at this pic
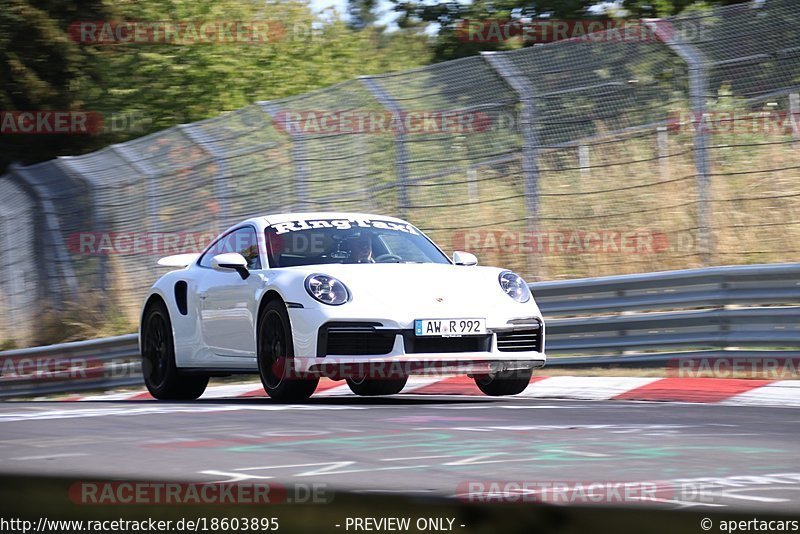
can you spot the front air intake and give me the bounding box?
[496,327,542,352]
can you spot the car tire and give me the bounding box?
[346,376,408,396]
[141,300,208,400]
[257,300,319,401]
[473,369,532,396]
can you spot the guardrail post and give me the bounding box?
[648,20,712,266]
[481,51,542,275]
[359,77,410,220]
[258,102,310,212]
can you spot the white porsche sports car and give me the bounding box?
[139,212,545,400]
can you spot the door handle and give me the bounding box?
[198,291,208,299]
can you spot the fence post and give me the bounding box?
[111,144,159,229]
[466,167,478,203]
[3,163,78,340]
[359,77,410,220]
[56,158,109,307]
[355,135,377,211]
[790,93,800,140]
[7,163,79,305]
[481,51,542,276]
[0,212,19,335]
[179,124,230,230]
[648,20,712,266]
[258,102,310,212]
[89,180,107,309]
[578,145,590,178]
[657,126,670,181]
[111,144,161,281]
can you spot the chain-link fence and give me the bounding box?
[1,0,799,345]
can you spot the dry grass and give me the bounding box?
[34,296,136,347]
[418,109,799,281]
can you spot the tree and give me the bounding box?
[0,0,432,174]
[621,0,749,17]
[391,0,752,61]
[348,0,379,30]
[0,0,117,174]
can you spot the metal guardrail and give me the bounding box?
[534,262,800,315]
[0,263,798,397]
[538,262,800,367]
[0,334,140,398]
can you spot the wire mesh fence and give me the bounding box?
[0,0,799,345]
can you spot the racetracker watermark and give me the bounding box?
[0,357,143,383]
[0,111,149,135]
[1,111,101,135]
[69,481,330,505]
[455,19,710,43]
[456,480,716,504]
[67,218,422,256]
[669,356,800,379]
[272,110,492,135]
[452,229,670,255]
[667,111,800,136]
[67,231,221,255]
[69,21,287,45]
[270,358,538,381]
[0,357,94,382]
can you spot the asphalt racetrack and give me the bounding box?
[1,395,799,512]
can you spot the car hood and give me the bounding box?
[285,263,536,313]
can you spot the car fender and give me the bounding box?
[140,269,205,366]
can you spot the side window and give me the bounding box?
[234,227,262,270]
[198,236,222,268]
[199,226,262,270]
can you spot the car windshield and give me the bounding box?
[264,217,451,267]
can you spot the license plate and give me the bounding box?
[414,318,486,337]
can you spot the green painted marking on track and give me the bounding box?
[221,431,788,466]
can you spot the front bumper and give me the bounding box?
[292,353,546,379]
[286,314,546,378]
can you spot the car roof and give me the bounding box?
[259,212,410,226]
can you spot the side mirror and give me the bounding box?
[211,253,250,280]
[453,251,478,266]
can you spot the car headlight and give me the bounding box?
[305,274,350,305]
[499,271,531,303]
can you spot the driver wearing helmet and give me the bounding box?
[344,233,374,263]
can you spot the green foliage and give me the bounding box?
[621,0,747,17]
[392,0,751,61]
[0,0,432,173]
[348,0,379,29]
[0,0,113,173]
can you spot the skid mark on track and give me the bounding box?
[10,452,89,461]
